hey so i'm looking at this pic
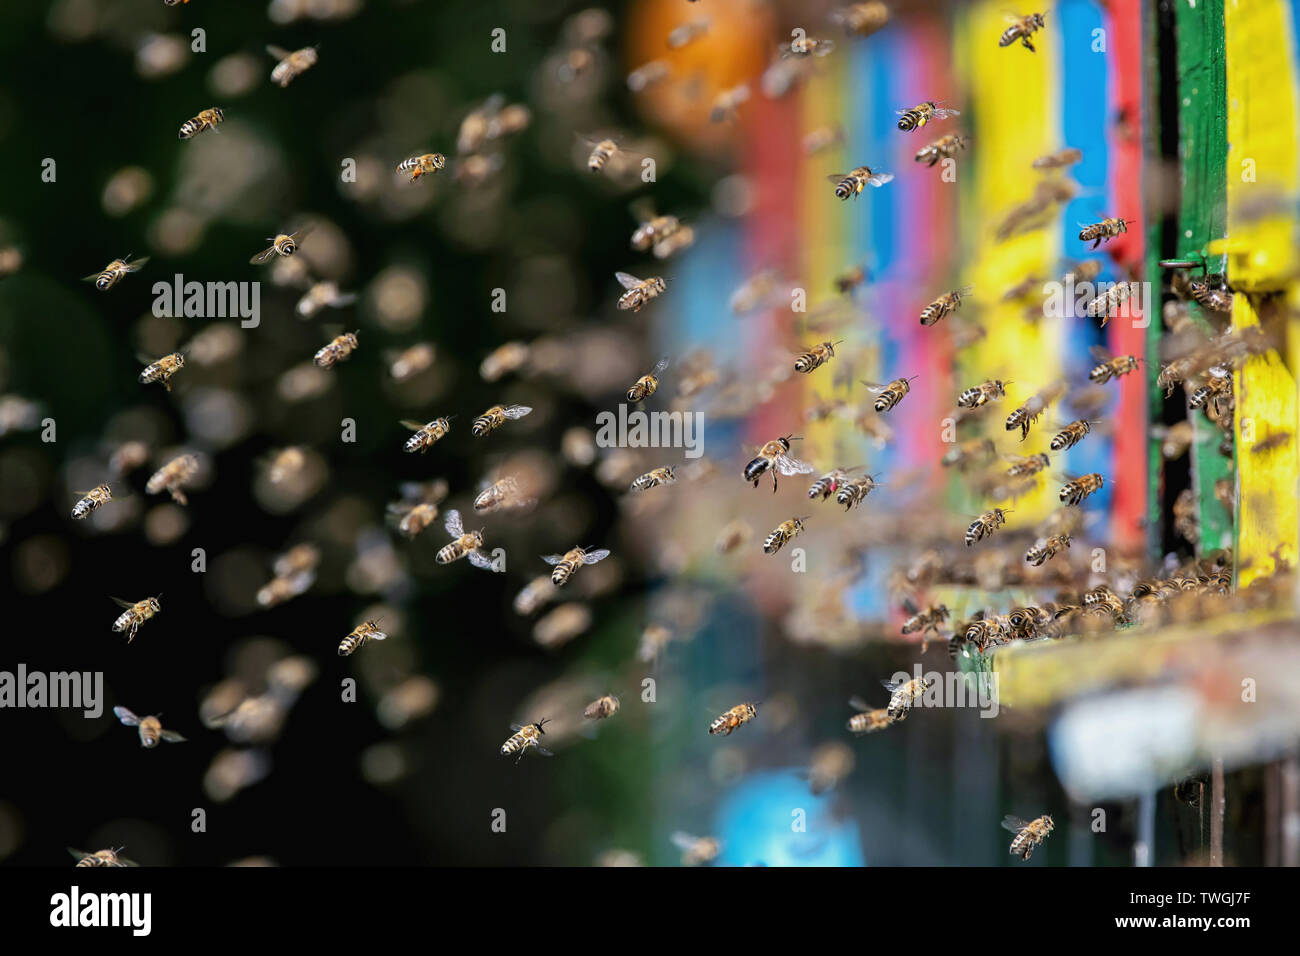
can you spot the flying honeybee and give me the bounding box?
[803,125,845,156]
[296,281,357,318]
[113,707,186,748]
[71,483,113,519]
[471,403,532,437]
[314,331,359,368]
[1005,452,1050,478]
[627,357,669,402]
[266,45,318,87]
[437,509,500,571]
[1189,366,1233,417]
[763,516,808,554]
[83,255,149,291]
[793,340,842,374]
[896,101,960,131]
[69,848,137,868]
[836,473,880,511]
[583,137,637,173]
[389,500,440,538]
[847,697,897,735]
[401,417,452,453]
[1059,473,1104,506]
[709,84,751,123]
[396,153,446,182]
[146,454,198,504]
[744,435,814,492]
[1000,13,1047,52]
[110,595,161,643]
[829,165,894,199]
[670,832,721,866]
[830,2,890,36]
[1085,281,1136,324]
[1078,216,1131,249]
[1003,814,1054,860]
[914,133,968,167]
[1089,349,1141,384]
[1033,147,1082,169]
[631,466,676,491]
[139,352,185,392]
[709,702,758,736]
[920,285,973,326]
[630,200,691,258]
[1172,268,1234,314]
[615,272,667,311]
[957,379,1010,408]
[808,467,860,501]
[338,619,386,657]
[966,508,1012,546]
[251,226,312,264]
[715,519,752,554]
[1004,385,1064,441]
[1025,533,1071,566]
[473,474,536,515]
[863,376,916,412]
[780,34,834,57]
[901,601,950,639]
[501,718,552,762]
[178,106,224,139]
[881,676,932,719]
[834,264,868,295]
[584,695,620,720]
[1050,419,1097,451]
[543,546,612,587]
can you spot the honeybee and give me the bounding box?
[146,454,198,504]
[1050,419,1097,452]
[479,342,530,382]
[1189,366,1233,417]
[543,546,612,587]
[396,153,446,182]
[1000,13,1047,52]
[584,695,620,720]
[400,417,452,453]
[626,60,671,92]
[863,376,916,412]
[457,93,505,153]
[744,435,815,492]
[1025,533,1071,566]
[1089,348,1141,384]
[763,516,808,554]
[833,265,868,295]
[1085,282,1135,324]
[709,702,758,736]
[501,718,552,762]
[829,166,894,199]
[389,500,440,538]
[881,676,932,719]
[793,340,842,374]
[110,595,161,643]
[1172,269,1234,314]
[389,343,436,382]
[729,269,781,314]
[250,226,313,264]
[139,352,185,392]
[583,137,635,173]
[943,437,996,470]
[436,509,500,571]
[709,84,751,123]
[1005,452,1050,478]
[266,44,318,87]
[803,125,845,156]
[780,34,835,57]
[1059,473,1105,505]
[830,2,890,36]
[338,618,386,657]
[966,508,1012,546]
[914,133,968,167]
[807,467,861,501]
[1033,147,1082,169]
[69,847,137,868]
[295,281,357,318]
[113,707,186,748]
[715,519,752,554]
[1003,814,1054,860]
[615,272,667,312]
[513,575,557,615]
[847,697,897,735]
[474,475,536,514]
[178,106,224,139]
[836,473,880,511]
[1004,386,1063,441]
[627,357,670,402]
[163,0,191,5]
[471,403,532,437]
[314,331,359,368]
[630,201,691,258]
[668,17,711,49]
[957,379,1010,408]
[896,101,960,132]
[631,466,676,491]
[1078,216,1131,249]
[670,832,721,866]
[83,255,150,291]
[920,285,973,326]
[901,601,950,639]
[72,483,113,519]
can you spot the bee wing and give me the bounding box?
[848,696,872,711]
[123,257,150,273]
[287,224,316,243]
[814,39,835,56]
[902,596,920,615]
[467,549,499,571]
[444,509,464,538]
[880,678,903,692]
[867,172,894,186]
[651,357,670,377]
[249,244,279,265]
[825,173,848,183]
[1001,815,1032,833]
[775,455,816,476]
[509,723,526,732]
[861,381,888,393]
[932,108,961,119]
[533,746,554,757]
[399,420,427,430]
[266,45,292,59]
[502,405,533,420]
[160,730,188,743]
[894,108,912,115]
[113,706,140,727]
[541,554,565,565]
[582,549,611,564]
[67,848,91,862]
[615,271,643,290]
[118,855,140,867]
[110,596,136,609]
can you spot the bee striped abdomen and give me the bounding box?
[436,542,466,564]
